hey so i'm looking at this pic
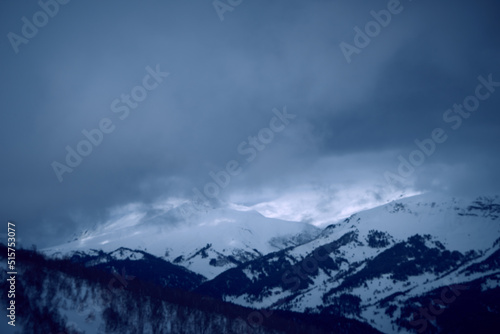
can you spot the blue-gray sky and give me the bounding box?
[1,0,499,248]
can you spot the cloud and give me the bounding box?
[0,0,499,248]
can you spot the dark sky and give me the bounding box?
[1,0,499,248]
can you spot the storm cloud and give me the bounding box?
[1,0,499,247]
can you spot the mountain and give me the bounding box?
[0,245,381,334]
[66,247,206,291]
[39,192,500,333]
[43,205,321,279]
[194,193,500,333]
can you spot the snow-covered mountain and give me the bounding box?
[44,205,321,279]
[0,245,380,334]
[38,192,500,333]
[195,193,500,333]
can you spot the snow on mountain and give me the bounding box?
[195,192,500,333]
[0,245,380,334]
[43,204,321,279]
[281,192,499,269]
[39,192,500,332]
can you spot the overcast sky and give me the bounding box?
[1,0,499,248]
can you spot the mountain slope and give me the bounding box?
[0,245,381,334]
[40,192,500,333]
[44,206,321,279]
[68,247,206,291]
[195,193,500,333]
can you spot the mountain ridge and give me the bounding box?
[41,192,500,333]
